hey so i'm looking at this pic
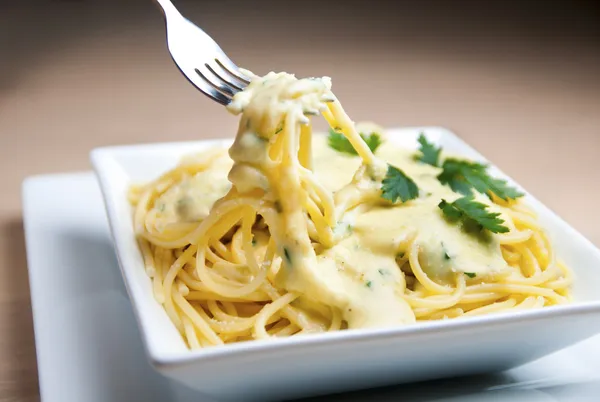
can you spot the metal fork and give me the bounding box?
[155,0,251,105]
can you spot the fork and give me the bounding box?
[155,0,251,105]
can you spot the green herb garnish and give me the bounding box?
[366,280,373,288]
[441,242,451,259]
[275,122,284,134]
[381,165,419,204]
[334,221,354,236]
[283,247,292,266]
[438,159,523,201]
[438,196,509,234]
[327,129,382,156]
[416,133,441,166]
[464,272,476,278]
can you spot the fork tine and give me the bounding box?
[195,66,237,99]
[195,82,231,105]
[206,61,247,92]
[179,66,231,105]
[215,55,252,84]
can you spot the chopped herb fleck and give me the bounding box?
[464,272,476,278]
[252,238,257,246]
[396,252,405,259]
[275,122,284,134]
[283,247,292,266]
[378,268,388,276]
[441,243,451,260]
[334,222,354,236]
[366,280,373,288]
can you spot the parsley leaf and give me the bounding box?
[416,133,441,166]
[438,196,509,234]
[438,159,486,195]
[438,158,523,201]
[362,133,382,153]
[328,129,382,155]
[464,272,476,278]
[381,164,419,203]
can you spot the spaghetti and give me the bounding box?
[129,71,572,349]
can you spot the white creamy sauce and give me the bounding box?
[155,152,233,224]
[313,135,509,280]
[157,132,510,329]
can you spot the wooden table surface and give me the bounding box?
[1,1,599,400]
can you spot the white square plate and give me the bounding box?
[90,127,600,401]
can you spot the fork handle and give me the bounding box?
[155,0,181,18]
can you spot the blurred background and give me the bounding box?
[1,0,599,400]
